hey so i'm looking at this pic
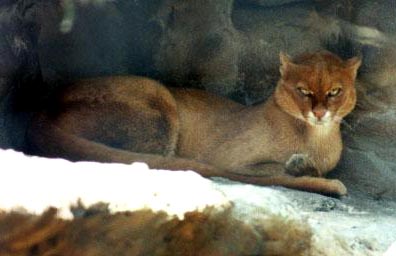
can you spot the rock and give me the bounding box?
[0,149,395,255]
[355,1,396,34]
[242,0,304,7]
[35,0,355,103]
[326,1,396,200]
[155,0,351,103]
[1,1,396,254]
[0,0,42,149]
[155,0,242,97]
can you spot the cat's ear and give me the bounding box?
[345,56,362,78]
[279,52,294,76]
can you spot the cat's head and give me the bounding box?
[274,51,361,126]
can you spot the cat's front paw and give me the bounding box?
[328,179,347,196]
[285,154,320,177]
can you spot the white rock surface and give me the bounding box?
[0,149,229,219]
[0,148,395,255]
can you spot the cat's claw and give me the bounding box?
[285,154,320,177]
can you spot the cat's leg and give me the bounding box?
[250,175,347,196]
[225,163,347,196]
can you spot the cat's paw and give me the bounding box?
[285,154,320,177]
[328,179,347,196]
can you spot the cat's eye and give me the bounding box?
[327,87,342,97]
[297,87,313,97]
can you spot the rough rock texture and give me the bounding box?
[0,149,312,256]
[0,0,42,149]
[155,0,242,97]
[1,208,300,256]
[328,1,396,201]
[31,0,356,103]
[0,1,396,255]
[154,0,353,102]
[1,149,395,256]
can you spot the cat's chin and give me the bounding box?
[305,117,333,127]
[308,120,330,126]
[293,113,335,127]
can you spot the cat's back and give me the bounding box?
[59,76,175,105]
[169,87,244,116]
[58,76,243,114]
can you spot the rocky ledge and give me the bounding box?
[0,149,395,256]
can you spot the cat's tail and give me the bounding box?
[224,172,347,196]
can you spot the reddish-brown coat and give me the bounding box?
[27,52,361,195]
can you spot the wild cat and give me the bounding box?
[27,51,360,195]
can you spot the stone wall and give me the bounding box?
[0,0,42,150]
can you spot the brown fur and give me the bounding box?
[27,52,361,196]
[0,206,312,256]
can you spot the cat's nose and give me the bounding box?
[313,108,327,120]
